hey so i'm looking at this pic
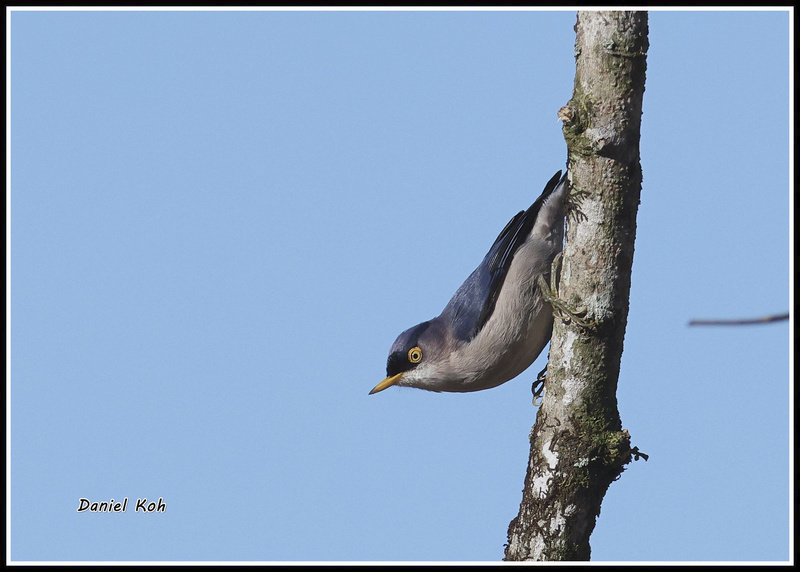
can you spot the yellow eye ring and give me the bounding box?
[408,346,423,364]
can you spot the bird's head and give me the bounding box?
[369,319,451,394]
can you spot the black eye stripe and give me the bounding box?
[387,350,411,377]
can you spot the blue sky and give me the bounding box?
[7,7,792,563]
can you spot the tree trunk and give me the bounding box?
[504,11,648,561]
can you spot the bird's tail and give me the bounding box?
[531,171,568,241]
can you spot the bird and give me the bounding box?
[369,170,569,395]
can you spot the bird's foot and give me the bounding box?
[531,366,547,407]
[537,252,595,329]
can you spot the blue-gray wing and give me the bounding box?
[441,170,564,342]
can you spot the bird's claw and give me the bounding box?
[537,253,595,329]
[531,367,547,407]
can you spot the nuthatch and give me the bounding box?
[370,170,568,394]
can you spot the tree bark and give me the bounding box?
[504,11,648,561]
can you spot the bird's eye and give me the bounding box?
[408,346,423,364]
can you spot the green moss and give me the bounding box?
[561,83,595,157]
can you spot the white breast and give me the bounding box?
[429,235,558,392]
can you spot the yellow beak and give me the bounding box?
[369,372,404,395]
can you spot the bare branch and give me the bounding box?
[688,313,789,326]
